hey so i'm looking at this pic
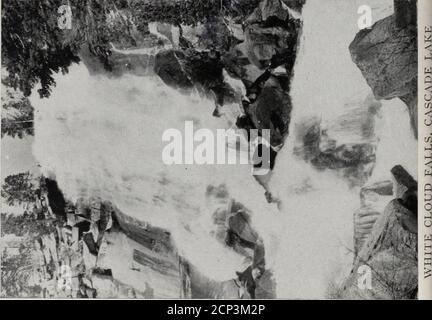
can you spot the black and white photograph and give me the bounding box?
[0,0,430,302]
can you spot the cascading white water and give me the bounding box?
[30,0,417,298]
[31,65,278,282]
[267,0,417,298]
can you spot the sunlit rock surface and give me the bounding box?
[349,0,417,137]
[341,166,417,299]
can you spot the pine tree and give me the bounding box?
[1,0,82,98]
[1,0,261,98]
[1,172,39,206]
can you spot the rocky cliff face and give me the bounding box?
[293,95,381,187]
[80,0,303,151]
[353,180,393,252]
[77,1,303,298]
[339,166,417,299]
[96,204,191,298]
[151,0,302,149]
[337,1,418,298]
[41,180,189,298]
[349,0,417,138]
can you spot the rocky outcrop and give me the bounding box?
[349,0,417,137]
[342,1,418,298]
[293,95,381,186]
[76,0,303,299]
[96,229,182,298]
[341,165,417,299]
[391,165,418,234]
[154,50,194,90]
[354,180,393,252]
[81,0,302,161]
[112,208,174,254]
[248,76,291,145]
[244,0,300,70]
[151,0,302,154]
[342,200,417,299]
[44,178,67,219]
[227,0,301,149]
[178,185,276,299]
[42,181,190,298]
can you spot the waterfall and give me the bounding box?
[30,0,416,298]
[267,0,415,298]
[31,65,276,282]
